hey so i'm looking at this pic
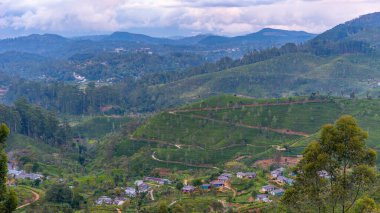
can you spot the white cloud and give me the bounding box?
[0,0,380,37]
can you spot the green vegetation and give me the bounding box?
[0,124,18,212]
[282,115,377,212]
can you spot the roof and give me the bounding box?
[218,175,229,180]
[272,189,285,194]
[257,194,268,198]
[262,185,275,190]
[221,173,233,178]
[182,185,196,190]
[211,180,224,185]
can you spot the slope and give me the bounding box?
[128,95,380,168]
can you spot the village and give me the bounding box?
[93,165,302,208]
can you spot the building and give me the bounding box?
[236,172,256,179]
[211,180,225,188]
[261,185,275,193]
[201,184,211,190]
[271,168,285,178]
[318,170,331,179]
[256,194,269,202]
[217,175,230,182]
[125,187,137,198]
[113,197,127,206]
[220,173,233,178]
[96,196,113,205]
[182,185,196,193]
[144,177,171,185]
[277,176,294,185]
[270,189,285,196]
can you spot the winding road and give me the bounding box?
[169,99,325,113]
[16,189,40,210]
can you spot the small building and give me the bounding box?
[220,173,233,178]
[113,197,127,206]
[134,180,144,186]
[138,183,150,193]
[261,185,275,193]
[236,172,246,179]
[182,185,196,193]
[144,177,171,185]
[270,188,285,197]
[211,180,224,188]
[125,187,137,198]
[237,172,256,179]
[271,168,284,178]
[245,172,257,179]
[318,170,331,179]
[201,184,211,190]
[256,194,269,202]
[96,196,113,205]
[217,175,229,182]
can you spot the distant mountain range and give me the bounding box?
[0,28,316,59]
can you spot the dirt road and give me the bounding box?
[16,189,40,210]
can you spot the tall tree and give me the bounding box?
[0,124,18,212]
[282,115,377,213]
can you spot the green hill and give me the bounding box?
[150,52,380,103]
[127,96,380,168]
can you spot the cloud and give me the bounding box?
[0,0,380,37]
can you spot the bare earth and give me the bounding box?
[254,156,302,168]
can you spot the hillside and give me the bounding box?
[126,96,380,169]
[149,52,380,103]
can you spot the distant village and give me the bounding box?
[93,166,310,207]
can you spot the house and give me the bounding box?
[201,184,211,190]
[220,173,233,179]
[182,185,196,193]
[96,196,113,205]
[217,175,230,182]
[138,183,150,193]
[237,172,257,179]
[236,172,246,179]
[277,175,293,184]
[125,187,137,198]
[318,170,331,179]
[271,168,285,178]
[261,185,275,193]
[211,180,225,188]
[245,172,257,179]
[144,177,171,185]
[270,189,285,196]
[113,197,127,206]
[256,194,269,202]
[135,180,144,187]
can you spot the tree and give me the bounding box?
[0,123,18,212]
[175,182,184,191]
[45,184,73,204]
[282,115,377,213]
[353,196,377,213]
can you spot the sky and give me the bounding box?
[1,0,380,38]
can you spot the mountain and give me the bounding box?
[312,12,380,45]
[102,31,173,44]
[0,34,70,55]
[198,28,316,46]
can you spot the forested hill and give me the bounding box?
[4,12,380,115]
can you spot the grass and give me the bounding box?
[72,116,132,139]
[129,96,380,167]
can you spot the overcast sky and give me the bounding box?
[1,0,380,38]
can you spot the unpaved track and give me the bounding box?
[151,151,218,169]
[16,189,40,210]
[169,100,325,113]
[190,114,309,137]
